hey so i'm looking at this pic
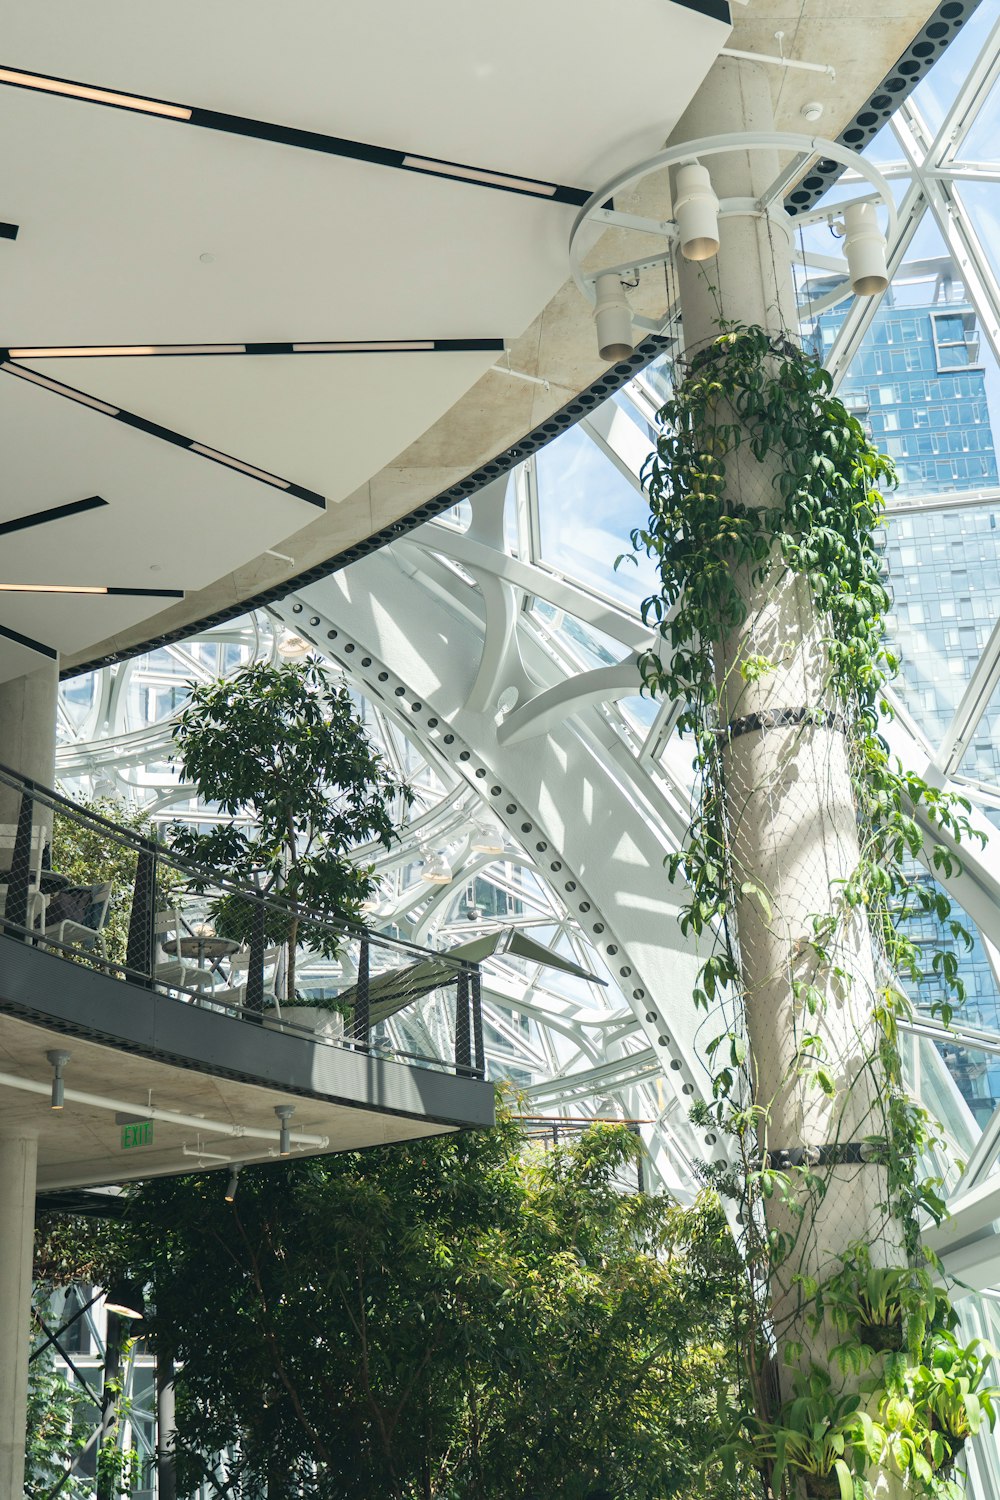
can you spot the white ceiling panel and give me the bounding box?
[0,90,574,346]
[22,350,499,503]
[0,374,319,588]
[2,0,730,185]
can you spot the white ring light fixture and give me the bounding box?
[569,132,899,351]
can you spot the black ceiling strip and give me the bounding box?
[434,339,506,353]
[676,0,729,20]
[786,0,985,215]
[115,409,191,448]
[189,106,589,204]
[106,587,185,598]
[0,359,326,508]
[0,495,108,537]
[0,222,18,240]
[0,622,58,660]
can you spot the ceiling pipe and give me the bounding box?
[2,1070,328,1148]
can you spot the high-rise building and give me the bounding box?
[815,261,1000,1121]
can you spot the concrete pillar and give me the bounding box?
[669,58,898,1372]
[0,1132,38,1496]
[0,661,59,868]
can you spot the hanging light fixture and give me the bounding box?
[104,1280,145,1320]
[592,272,634,362]
[274,1104,294,1156]
[674,161,720,262]
[841,201,889,296]
[421,851,453,885]
[276,631,311,661]
[224,1166,240,1203]
[470,821,504,856]
[46,1050,71,1110]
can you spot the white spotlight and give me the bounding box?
[842,202,889,296]
[47,1049,71,1110]
[274,1104,294,1156]
[593,273,634,362]
[674,162,720,262]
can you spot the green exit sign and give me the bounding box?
[121,1121,154,1150]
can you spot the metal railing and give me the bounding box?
[0,763,485,1080]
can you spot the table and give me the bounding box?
[161,935,241,965]
[38,870,70,896]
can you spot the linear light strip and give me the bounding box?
[189,443,291,488]
[401,155,557,195]
[1,361,120,414]
[0,64,589,204]
[0,583,184,596]
[0,358,324,507]
[8,338,505,358]
[0,65,191,119]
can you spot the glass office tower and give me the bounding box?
[815,260,1000,1120]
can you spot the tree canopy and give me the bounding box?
[66,1114,751,1499]
[169,655,410,995]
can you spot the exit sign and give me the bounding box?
[121,1121,153,1150]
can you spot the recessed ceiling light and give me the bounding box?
[1,362,120,414]
[0,65,191,120]
[401,156,558,196]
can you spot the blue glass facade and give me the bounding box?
[814,278,1000,1122]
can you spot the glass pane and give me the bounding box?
[534,422,657,607]
[909,5,998,135]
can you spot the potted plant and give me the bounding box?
[726,1367,885,1500]
[169,655,411,1005]
[901,1334,1000,1478]
[816,1249,951,1361]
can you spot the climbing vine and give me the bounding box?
[630,324,997,1499]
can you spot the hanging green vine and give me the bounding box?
[628,323,997,1499]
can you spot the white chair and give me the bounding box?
[213,945,282,1015]
[44,883,112,959]
[153,909,220,999]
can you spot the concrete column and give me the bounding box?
[0,661,59,867]
[0,1132,38,1497]
[669,58,899,1370]
[156,1355,178,1500]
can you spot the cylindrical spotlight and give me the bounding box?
[46,1049,71,1110]
[274,1105,294,1157]
[674,162,720,262]
[593,273,634,362]
[842,202,889,296]
[224,1166,240,1203]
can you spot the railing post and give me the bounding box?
[471,967,485,1078]
[454,968,471,1076]
[352,938,370,1049]
[245,898,265,1022]
[4,782,35,939]
[126,838,158,987]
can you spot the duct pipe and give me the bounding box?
[0,1071,328,1148]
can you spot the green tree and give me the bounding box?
[51,796,170,969]
[84,1114,753,1499]
[169,655,410,999]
